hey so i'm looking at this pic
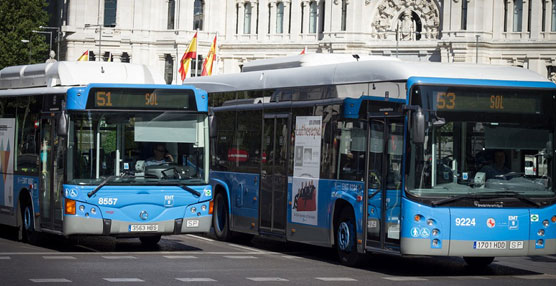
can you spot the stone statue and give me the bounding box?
[397,11,415,41]
[45,50,57,63]
[550,72,556,83]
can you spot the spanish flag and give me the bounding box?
[201,35,217,76]
[179,32,198,81]
[77,50,89,61]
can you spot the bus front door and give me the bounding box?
[366,116,404,250]
[39,116,64,231]
[259,114,290,235]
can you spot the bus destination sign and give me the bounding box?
[435,91,542,114]
[88,88,194,110]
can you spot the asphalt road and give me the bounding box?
[0,226,555,285]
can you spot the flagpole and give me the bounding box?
[175,41,178,84]
[195,29,199,77]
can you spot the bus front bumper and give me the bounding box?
[63,215,211,236]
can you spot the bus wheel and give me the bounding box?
[463,256,495,267]
[335,208,365,267]
[20,201,36,243]
[213,192,231,241]
[139,235,161,247]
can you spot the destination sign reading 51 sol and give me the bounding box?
[88,87,194,110]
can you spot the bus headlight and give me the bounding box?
[191,207,197,213]
[91,207,97,215]
[538,229,545,236]
[79,205,85,212]
[432,229,440,236]
[427,219,435,226]
[536,239,544,246]
[543,220,549,227]
[201,205,207,211]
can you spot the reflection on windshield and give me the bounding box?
[67,112,209,185]
[407,87,555,200]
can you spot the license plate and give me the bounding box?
[129,224,159,232]
[510,241,524,249]
[186,220,199,228]
[473,241,507,249]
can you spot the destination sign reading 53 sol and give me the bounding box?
[433,90,541,114]
[88,87,195,110]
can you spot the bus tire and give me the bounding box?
[139,235,161,247]
[463,256,495,267]
[20,200,37,244]
[212,191,231,241]
[335,208,365,267]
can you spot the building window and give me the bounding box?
[309,1,318,33]
[103,51,113,62]
[542,1,546,32]
[103,0,117,27]
[89,51,96,61]
[340,0,347,31]
[121,52,130,63]
[513,0,523,32]
[194,0,204,30]
[504,1,508,32]
[168,0,175,30]
[527,0,531,32]
[244,3,252,34]
[191,55,203,77]
[164,54,173,84]
[276,2,284,33]
[552,0,556,32]
[461,0,468,30]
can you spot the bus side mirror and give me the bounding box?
[57,111,68,136]
[412,108,425,144]
[209,114,216,138]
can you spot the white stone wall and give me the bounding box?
[59,0,556,83]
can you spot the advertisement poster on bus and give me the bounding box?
[0,118,15,208]
[292,116,321,226]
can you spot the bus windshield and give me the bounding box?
[407,85,556,201]
[67,111,208,185]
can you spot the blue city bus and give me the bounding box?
[0,62,212,246]
[183,54,556,266]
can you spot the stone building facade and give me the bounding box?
[56,0,556,84]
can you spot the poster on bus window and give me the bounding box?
[0,118,15,208]
[292,116,322,226]
[293,116,321,178]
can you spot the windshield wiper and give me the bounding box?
[431,191,541,207]
[156,182,201,197]
[482,191,541,207]
[431,194,478,206]
[87,174,136,197]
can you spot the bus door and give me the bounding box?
[366,113,404,250]
[259,114,290,234]
[39,115,64,231]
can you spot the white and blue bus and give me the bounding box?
[184,54,556,266]
[0,62,212,246]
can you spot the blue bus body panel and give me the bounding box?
[63,184,212,235]
[210,171,258,224]
[66,84,208,112]
[401,198,556,256]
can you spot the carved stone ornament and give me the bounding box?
[372,0,440,40]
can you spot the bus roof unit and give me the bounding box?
[184,58,553,93]
[0,61,164,91]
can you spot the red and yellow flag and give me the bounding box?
[77,50,89,61]
[300,47,306,55]
[201,35,217,76]
[179,32,198,81]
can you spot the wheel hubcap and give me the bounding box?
[338,222,351,251]
[24,207,32,230]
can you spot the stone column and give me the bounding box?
[302,0,310,34]
[283,1,291,34]
[269,1,277,34]
[251,1,259,35]
[530,0,541,39]
[259,0,270,36]
[506,0,514,33]
[522,0,529,34]
[290,0,302,36]
[237,1,245,34]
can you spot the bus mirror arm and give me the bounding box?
[57,111,69,136]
